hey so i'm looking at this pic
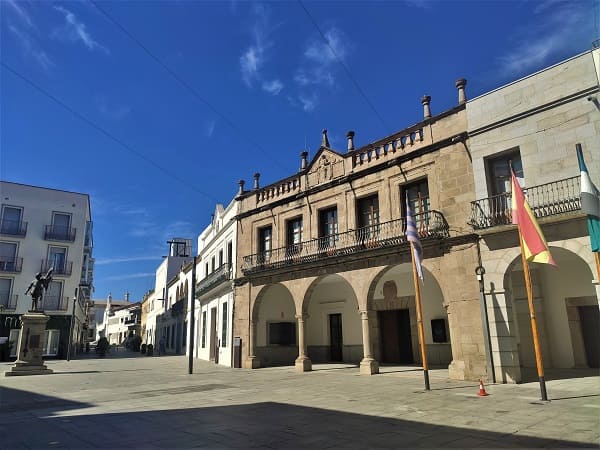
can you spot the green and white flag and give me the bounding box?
[576,144,600,252]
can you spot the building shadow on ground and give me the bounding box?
[0,387,597,448]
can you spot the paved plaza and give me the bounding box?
[1,353,599,449]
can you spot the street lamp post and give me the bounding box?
[188,255,196,374]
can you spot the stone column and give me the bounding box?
[5,312,53,377]
[295,314,312,372]
[359,310,379,375]
[346,131,355,152]
[244,319,260,369]
[421,95,431,119]
[455,78,467,105]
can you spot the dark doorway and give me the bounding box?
[329,314,343,362]
[209,308,217,361]
[579,306,599,368]
[379,309,413,364]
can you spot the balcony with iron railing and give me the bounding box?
[41,295,69,311]
[196,263,232,296]
[469,176,581,230]
[44,225,76,242]
[0,257,23,273]
[242,210,449,275]
[0,293,18,310]
[125,316,141,325]
[0,219,27,237]
[41,259,73,276]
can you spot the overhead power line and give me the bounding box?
[297,0,392,133]
[1,62,217,202]
[90,1,289,173]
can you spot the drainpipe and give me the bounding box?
[476,238,496,383]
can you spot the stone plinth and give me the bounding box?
[243,356,261,369]
[295,356,312,372]
[5,312,53,377]
[359,358,379,375]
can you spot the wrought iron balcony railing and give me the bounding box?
[0,257,23,273]
[242,210,449,275]
[42,295,69,311]
[44,225,76,242]
[125,317,140,325]
[0,294,18,310]
[0,219,27,237]
[469,176,581,230]
[41,259,73,276]
[196,263,232,296]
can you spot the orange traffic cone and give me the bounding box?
[477,379,489,396]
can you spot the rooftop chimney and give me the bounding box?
[237,179,245,196]
[125,291,130,302]
[300,151,308,171]
[346,131,355,152]
[253,173,260,190]
[321,129,330,148]
[421,95,431,119]
[456,78,467,105]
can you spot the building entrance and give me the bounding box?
[379,309,413,364]
[328,313,343,361]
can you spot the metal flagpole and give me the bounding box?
[67,288,77,362]
[410,245,430,391]
[518,233,548,401]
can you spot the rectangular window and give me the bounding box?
[47,246,67,274]
[486,149,523,196]
[9,328,20,357]
[356,194,379,241]
[227,241,233,266]
[1,206,24,236]
[45,280,63,310]
[0,242,18,272]
[170,324,175,348]
[218,250,223,268]
[221,302,228,347]
[402,179,430,231]
[205,263,209,278]
[319,207,338,249]
[52,212,72,240]
[258,226,272,262]
[211,256,215,272]
[286,217,303,256]
[0,278,13,309]
[201,311,207,348]
[268,322,296,346]
[44,330,60,356]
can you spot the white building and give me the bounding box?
[92,293,131,342]
[0,181,94,358]
[191,200,238,367]
[143,239,192,350]
[466,48,600,382]
[102,301,141,346]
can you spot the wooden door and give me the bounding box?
[379,310,413,364]
[209,307,217,361]
[579,306,599,368]
[329,314,343,361]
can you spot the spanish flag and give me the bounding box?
[511,170,557,266]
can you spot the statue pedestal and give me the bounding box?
[5,312,53,377]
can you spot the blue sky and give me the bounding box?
[1,0,596,302]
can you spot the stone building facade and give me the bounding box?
[233,82,489,381]
[467,49,600,383]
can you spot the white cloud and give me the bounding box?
[240,46,264,86]
[8,25,54,71]
[104,272,156,281]
[294,27,349,88]
[53,6,109,54]
[97,97,131,120]
[205,120,216,138]
[496,2,588,77]
[6,0,35,28]
[262,79,283,95]
[239,4,278,88]
[298,93,318,112]
[95,256,161,266]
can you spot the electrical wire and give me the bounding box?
[90,0,289,173]
[1,61,218,202]
[297,0,392,134]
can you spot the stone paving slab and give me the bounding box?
[1,354,599,448]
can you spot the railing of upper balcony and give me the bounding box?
[0,294,18,310]
[41,259,73,276]
[44,225,76,242]
[242,210,449,275]
[41,296,69,311]
[469,176,581,230]
[0,257,23,273]
[0,220,27,237]
[196,263,232,296]
[125,317,140,325]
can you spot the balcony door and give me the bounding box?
[0,242,17,271]
[52,212,71,239]
[45,280,63,310]
[0,278,13,309]
[1,206,22,234]
[357,194,379,242]
[319,207,338,250]
[487,150,523,196]
[48,246,67,273]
